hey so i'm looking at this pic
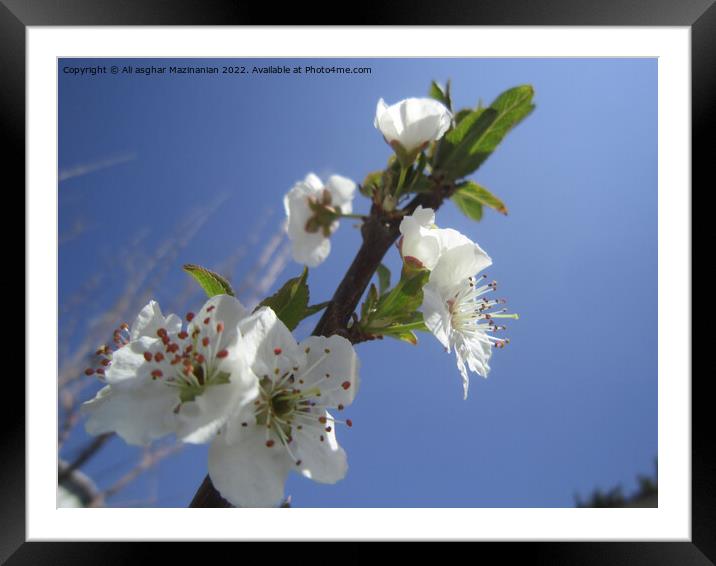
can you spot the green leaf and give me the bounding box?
[183,264,235,297]
[452,180,508,220]
[452,191,483,221]
[387,317,429,333]
[473,85,534,158]
[304,301,330,317]
[376,264,391,295]
[405,168,433,194]
[372,312,429,345]
[387,330,418,345]
[360,283,380,321]
[454,108,472,124]
[257,267,310,331]
[432,107,498,177]
[428,80,452,111]
[381,312,428,333]
[435,85,535,180]
[360,269,429,339]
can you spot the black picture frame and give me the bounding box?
[7,0,712,563]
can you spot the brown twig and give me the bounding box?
[189,179,455,507]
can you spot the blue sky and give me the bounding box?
[58,58,657,507]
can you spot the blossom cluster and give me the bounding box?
[82,92,518,507]
[83,297,359,507]
[284,96,514,398]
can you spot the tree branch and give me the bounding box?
[93,443,183,506]
[58,432,113,482]
[189,474,233,508]
[189,180,454,507]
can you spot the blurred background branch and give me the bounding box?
[58,173,292,507]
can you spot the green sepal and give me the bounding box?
[390,140,424,169]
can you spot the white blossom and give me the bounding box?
[398,205,477,270]
[284,173,356,268]
[82,296,259,446]
[208,306,359,507]
[399,207,514,399]
[374,97,452,155]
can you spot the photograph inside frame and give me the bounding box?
[57,57,657,509]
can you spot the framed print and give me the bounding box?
[8,0,713,563]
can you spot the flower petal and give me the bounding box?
[284,173,326,244]
[284,172,349,267]
[284,186,315,241]
[104,336,158,389]
[303,172,324,192]
[408,205,435,227]
[375,98,402,141]
[453,334,491,399]
[296,412,348,483]
[189,294,248,352]
[402,228,441,270]
[208,427,292,507]
[292,232,331,268]
[299,334,360,407]
[422,284,452,350]
[459,333,492,378]
[326,175,356,214]
[436,227,474,254]
[82,383,179,446]
[221,403,256,445]
[373,98,388,128]
[375,98,452,152]
[454,346,472,400]
[130,300,181,341]
[177,332,259,444]
[238,307,305,381]
[399,206,442,270]
[177,381,255,444]
[429,243,492,293]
